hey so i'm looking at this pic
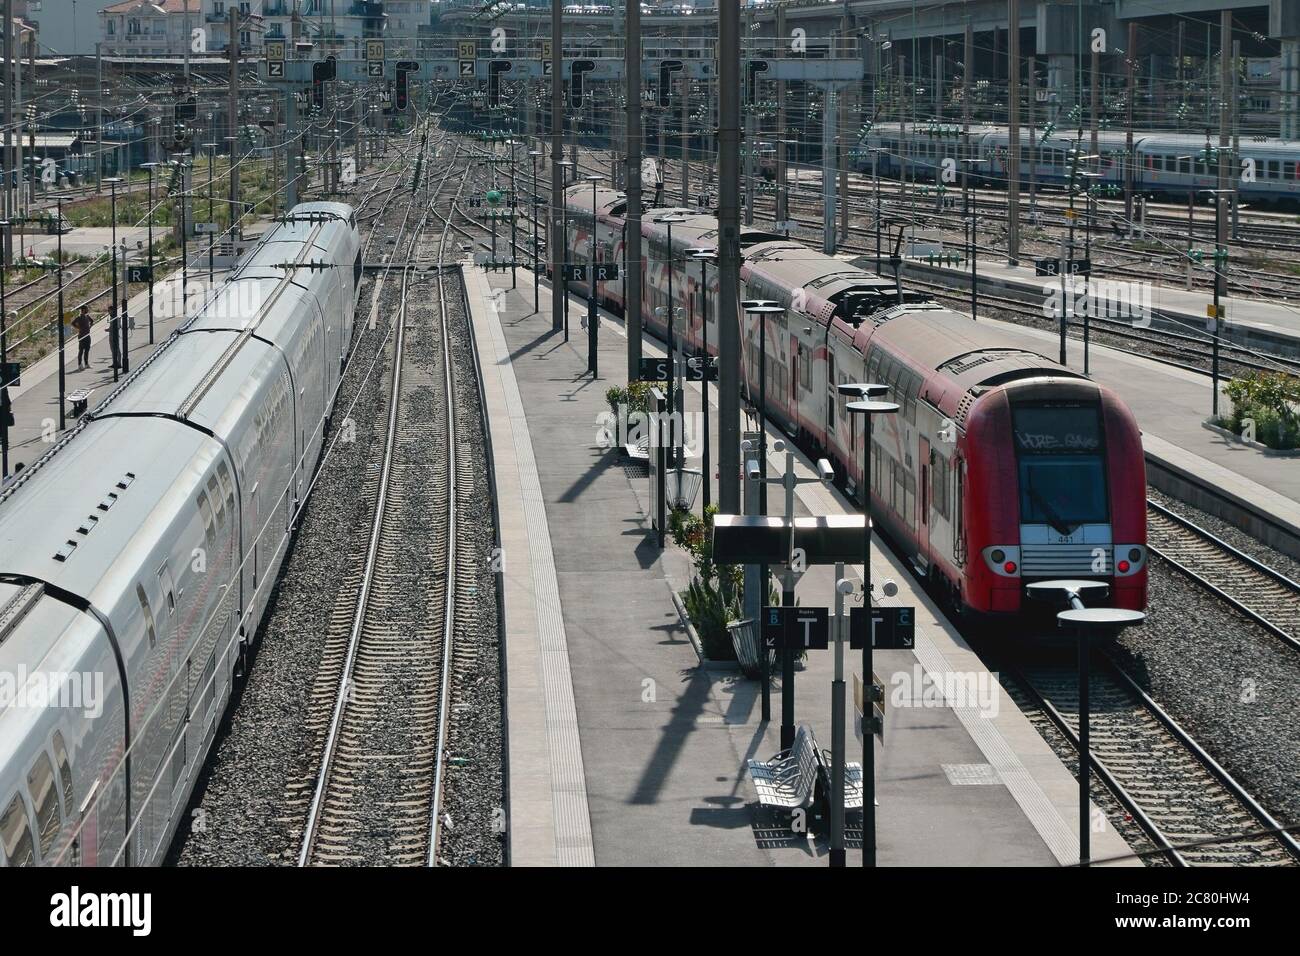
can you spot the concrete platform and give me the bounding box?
[2,266,229,481]
[465,263,1139,867]
[895,254,1300,358]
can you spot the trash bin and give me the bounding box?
[727,618,773,681]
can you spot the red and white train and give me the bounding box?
[559,185,1147,615]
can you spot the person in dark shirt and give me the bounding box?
[73,305,93,371]
[108,307,121,375]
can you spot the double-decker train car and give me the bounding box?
[0,202,361,867]
[562,186,1148,618]
[854,122,1300,206]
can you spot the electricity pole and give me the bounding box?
[625,0,643,379]
[550,0,564,332]
[229,10,241,232]
[1007,0,1021,264]
[718,0,741,514]
[2,0,12,265]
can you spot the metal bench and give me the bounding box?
[820,749,865,810]
[68,388,93,418]
[622,434,650,461]
[747,724,821,811]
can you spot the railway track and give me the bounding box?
[1146,499,1300,650]
[297,133,484,865]
[999,652,1300,866]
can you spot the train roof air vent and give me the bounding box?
[940,349,1043,376]
[954,389,981,426]
[0,584,43,648]
[53,540,78,562]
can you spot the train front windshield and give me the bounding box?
[1012,404,1109,531]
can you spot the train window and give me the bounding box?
[197,491,216,551]
[1178,157,1190,174]
[217,461,235,515]
[799,346,810,391]
[51,732,73,814]
[0,795,34,866]
[932,456,949,521]
[26,752,61,859]
[904,471,917,531]
[1268,160,1280,179]
[137,584,157,648]
[159,566,176,616]
[201,650,218,718]
[208,476,224,527]
[168,718,187,795]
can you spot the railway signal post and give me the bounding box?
[1028,580,1146,866]
[141,162,160,345]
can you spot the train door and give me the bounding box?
[918,437,932,571]
[790,339,799,419]
[826,351,837,455]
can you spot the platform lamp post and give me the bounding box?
[140,162,160,344]
[843,382,898,869]
[655,214,688,425]
[203,142,217,288]
[506,139,522,291]
[55,198,65,431]
[1027,580,1145,866]
[742,299,789,745]
[582,173,603,377]
[557,159,575,338]
[686,247,716,512]
[528,149,542,314]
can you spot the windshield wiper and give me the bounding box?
[1028,485,1076,537]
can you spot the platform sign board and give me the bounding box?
[848,605,915,650]
[194,222,218,235]
[685,356,719,382]
[458,40,476,78]
[125,265,153,284]
[638,356,671,382]
[593,262,619,281]
[2,361,20,389]
[762,606,830,650]
[1035,257,1090,277]
[564,264,587,282]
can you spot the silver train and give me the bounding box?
[851,122,1300,205]
[0,202,362,866]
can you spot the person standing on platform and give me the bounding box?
[108,307,121,379]
[73,305,93,371]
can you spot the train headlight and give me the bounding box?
[1114,545,1146,577]
[982,546,1021,577]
